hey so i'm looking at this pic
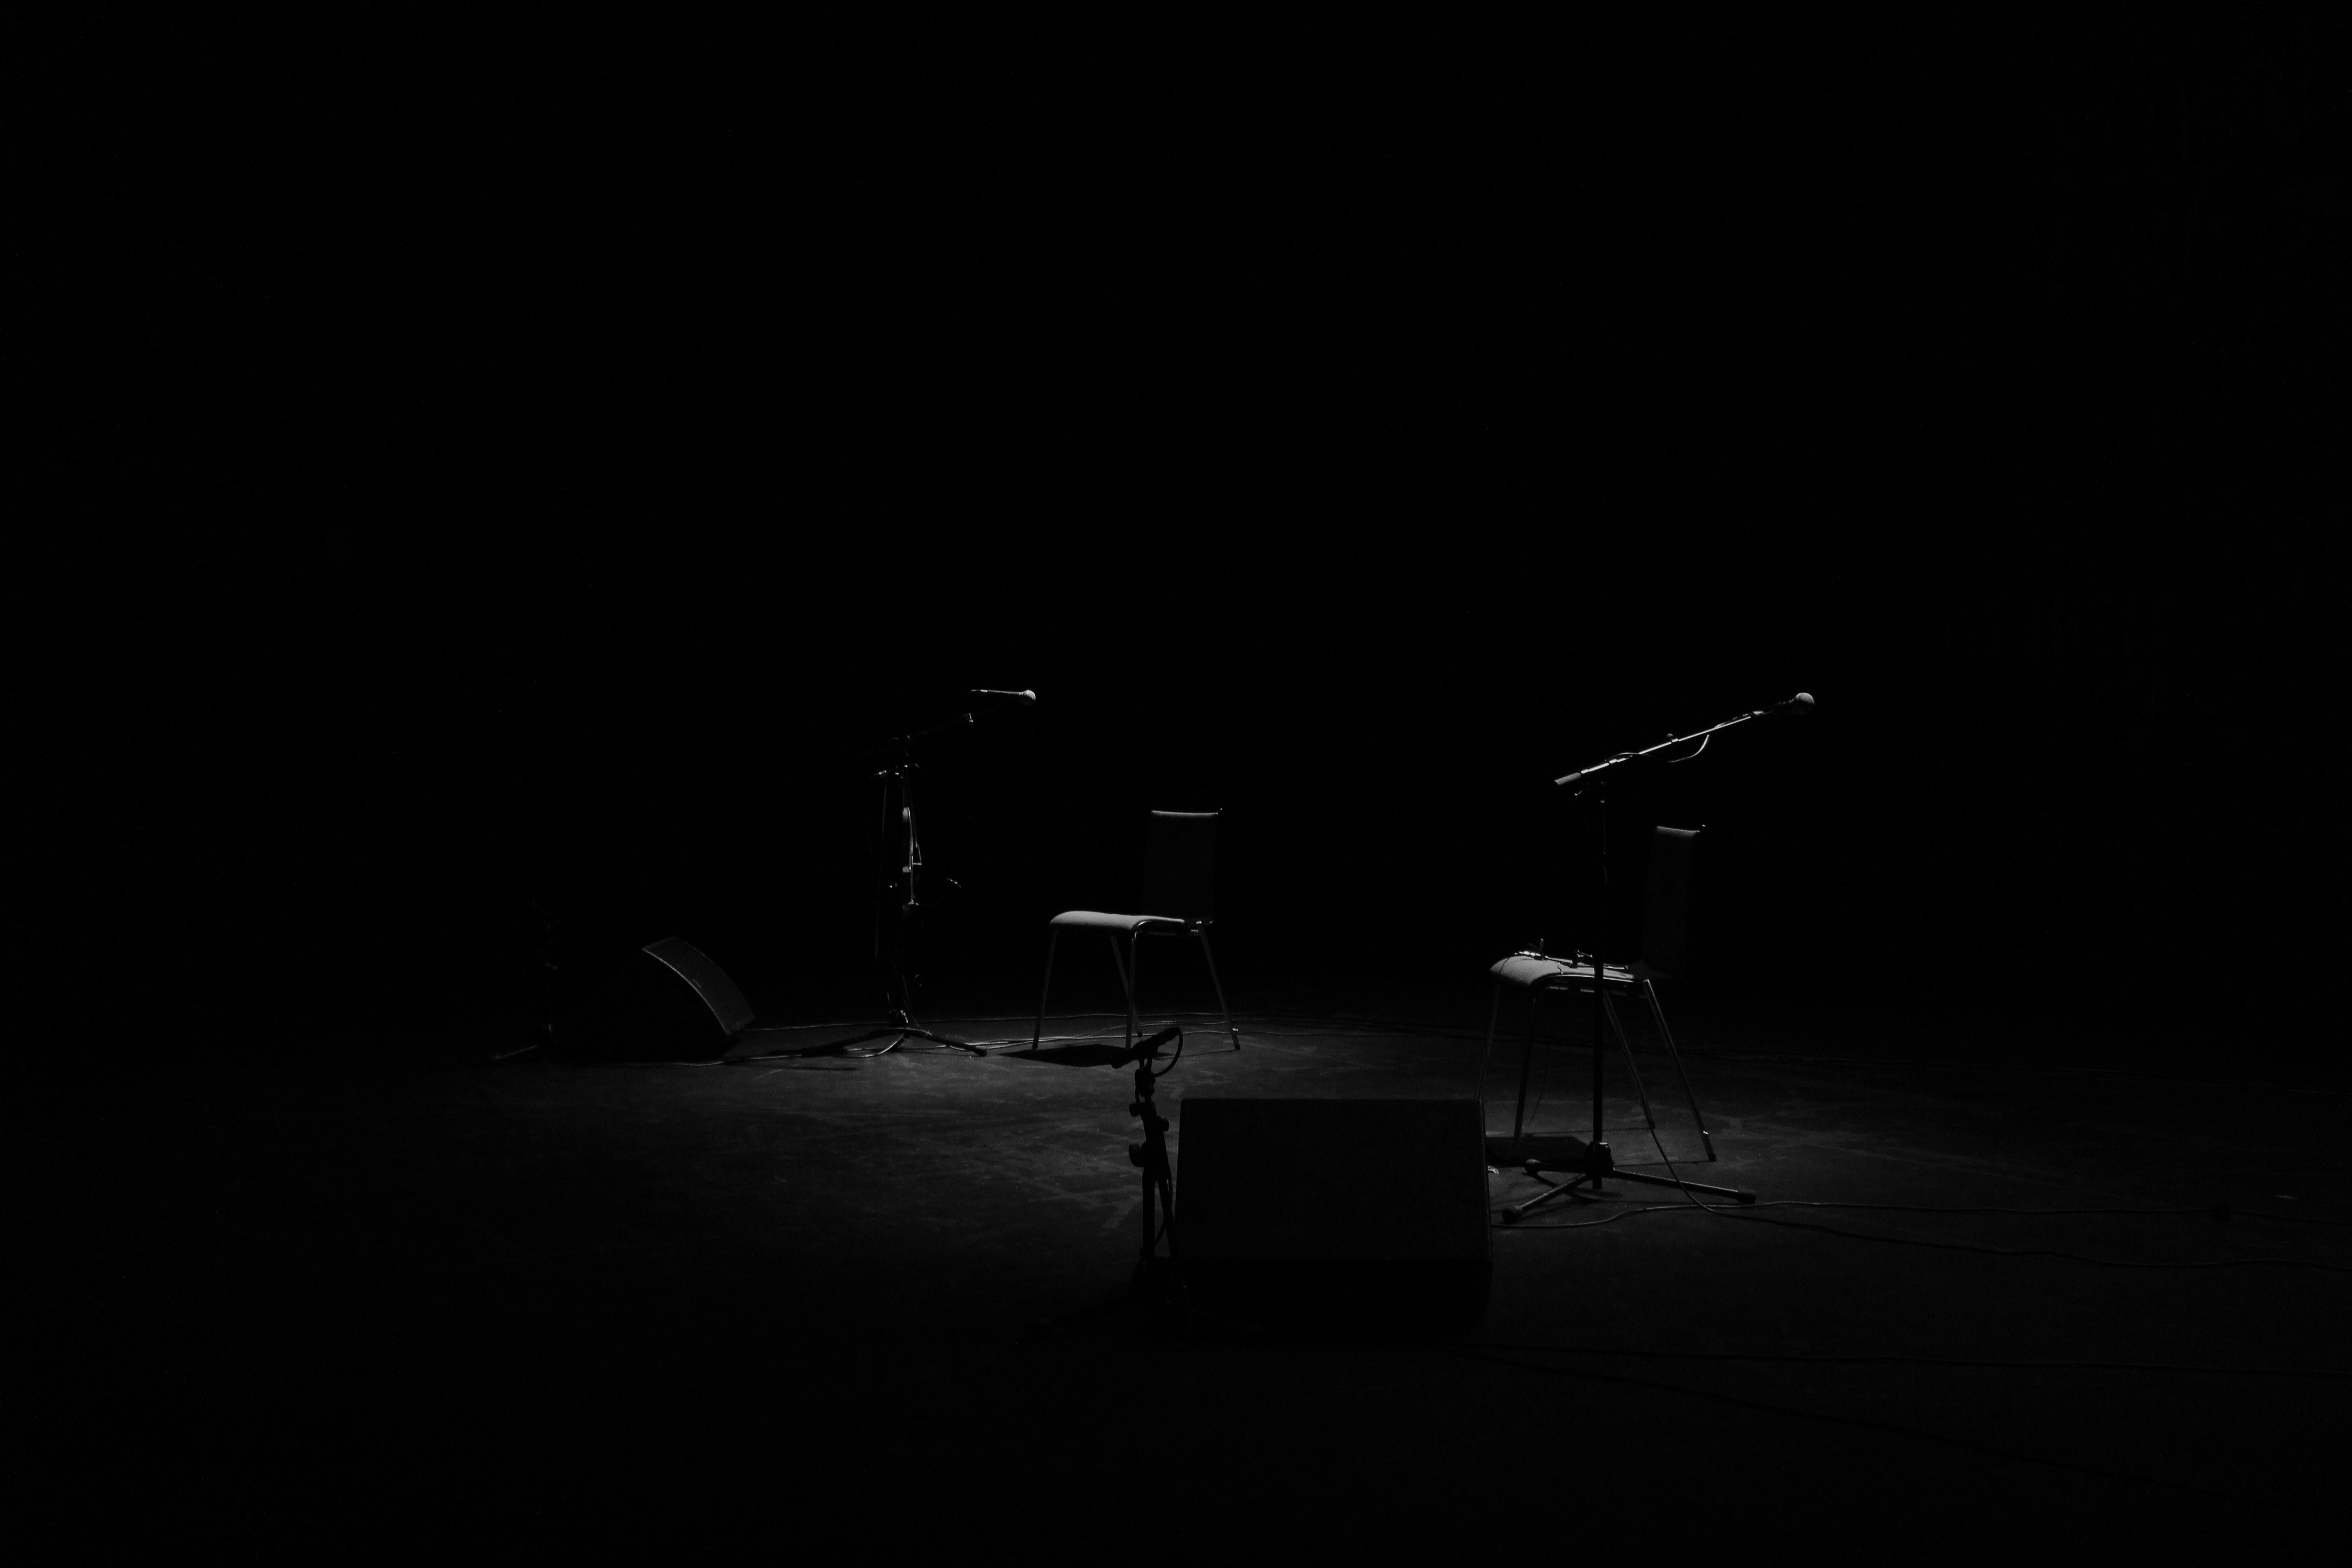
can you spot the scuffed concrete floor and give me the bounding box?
[35,994,2347,1546]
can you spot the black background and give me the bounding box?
[34,11,2342,1060]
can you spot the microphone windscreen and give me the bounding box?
[1788,691,1815,715]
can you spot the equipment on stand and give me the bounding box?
[1487,826,1741,1207]
[1114,1024,1184,1296]
[819,691,1034,1058]
[1498,693,1813,1220]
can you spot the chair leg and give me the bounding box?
[1645,979,1717,1160]
[1033,928,1061,1050]
[1480,982,1504,1116]
[1509,988,1541,1153]
[1193,930,1241,1050]
[1107,932,1138,1052]
[1599,988,1663,1142]
[1480,982,1509,1163]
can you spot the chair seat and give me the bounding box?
[1490,954,1658,990]
[1051,909,1190,933]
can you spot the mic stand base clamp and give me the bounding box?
[1496,1138,1754,1221]
[819,1009,985,1058]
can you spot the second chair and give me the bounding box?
[1033,809,1242,1053]
[1485,825,1721,1170]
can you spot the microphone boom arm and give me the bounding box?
[1555,693,1812,792]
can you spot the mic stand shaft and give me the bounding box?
[1124,1027,1180,1296]
[1508,698,1805,1212]
[1554,693,1810,795]
[819,716,985,1057]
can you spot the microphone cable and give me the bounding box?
[1501,1111,2352,1272]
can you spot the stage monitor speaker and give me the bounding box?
[555,938,748,1059]
[1176,1098,1490,1334]
[642,937,755,1037]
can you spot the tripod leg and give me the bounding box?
[1194,929,1241,1050]
[1510,1169,1599,1218]
[1034,928,1060,1050]
[1645,980,1716,1160]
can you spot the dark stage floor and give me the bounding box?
[42,990,2346,1545]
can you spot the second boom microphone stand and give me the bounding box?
[1508,693,1812,1216]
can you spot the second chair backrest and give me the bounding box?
[1142,810,1219,925]
[1639,826,1701,978]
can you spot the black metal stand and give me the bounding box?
[1012,1024,1186,1338]
[1500,780,1752,1217]
[1495,696,1813,1218]
[1498,991,1755,1216]
[1122,1025,1182,1294]
[818,715,985,1057]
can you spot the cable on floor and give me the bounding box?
[1695,1050,2352,1097]
[1499,1194,2337,1227]
[1497,1147,2352,1271]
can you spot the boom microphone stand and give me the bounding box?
[819,691,1035,1057]
[1509,693,1812,1215]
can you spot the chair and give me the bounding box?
[1484,825,1720,1170]
[1033,810,1242,1053]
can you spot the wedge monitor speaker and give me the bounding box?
[1176,1098,1490,1333]
[555,937,749,1059]
[641,937,755,1038]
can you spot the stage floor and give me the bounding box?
[37,993,2346,1543]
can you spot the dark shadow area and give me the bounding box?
[29,10,2345,1542]
[1028,1276,1487,1349]
[26,999,2343,1543]
[1005,1044,1140,1068]
[42,9,2344,1088]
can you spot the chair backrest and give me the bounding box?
[1141,810,1219,924]
[1639,826,1701,978]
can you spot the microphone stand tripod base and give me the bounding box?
[1496,1139,1754,1222]
[818,1009,985,1058]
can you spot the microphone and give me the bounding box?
[1553,755,1632,791]
[1769,691,1816,719]
[969,689,1037,706]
